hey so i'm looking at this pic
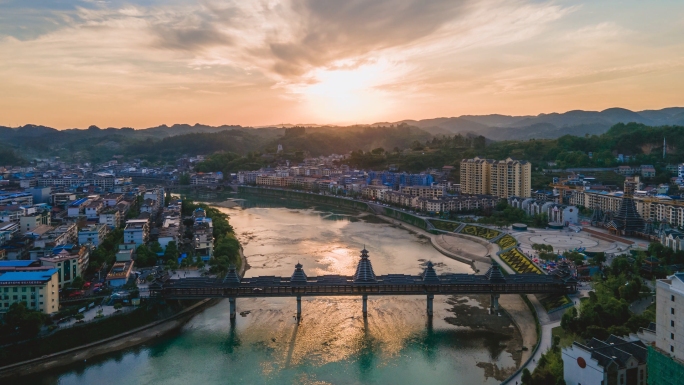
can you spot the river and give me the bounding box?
[16,198,521,385]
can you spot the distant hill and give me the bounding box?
[386,107,684,140]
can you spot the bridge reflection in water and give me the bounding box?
[154,248,577,319]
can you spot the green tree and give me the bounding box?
[179,173,191,185]
[3,302,47,337]
[591,252,606,265]
[70,276,85,289]
[163,241,179,261]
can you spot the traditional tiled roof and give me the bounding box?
[422,261,440,283]
[290,262,308,284]
[353,248,377,283]
[484,262,506,283]
[223,265,240,284]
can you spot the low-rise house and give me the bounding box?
[562,335,647,385]
[106,260,134,287]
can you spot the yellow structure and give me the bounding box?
[460,157,531,198]
[0,269,59,314]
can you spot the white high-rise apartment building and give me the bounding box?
[655,274,684,360]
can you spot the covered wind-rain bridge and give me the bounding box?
[154,249,577,319]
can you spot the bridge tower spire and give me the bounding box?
[290,262,308,320]
[353,247,377,283]
[422,261,439,316]
[354,247,376,318]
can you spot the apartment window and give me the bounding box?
[672,333,675,340]
[672,295,676,302]
[12,287,17,292]
[671,346,675,353]
[2,288,7,292]
[31,287,35,292]
[672,308,676,315]
[672,320,676,327]
[39,302,43,305]
[13,295,17,300]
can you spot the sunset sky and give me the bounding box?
[1,0,683,129]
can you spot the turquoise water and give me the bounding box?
[16,200,518,385]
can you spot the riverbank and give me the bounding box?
[0,205,249,380]
[0,298,218,380]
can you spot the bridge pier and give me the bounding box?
[362,294,368,317]
[490,294,500,314]
[229,297,236,319]
[427,294,434,316]
[296,296,302,319]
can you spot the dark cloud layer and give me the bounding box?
[269,0,469,76]
[145,0,469,76]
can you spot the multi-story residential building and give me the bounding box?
[508,197,579,225]
[33,223,78,249]
[78,223,109,247]
[654,274,684,360]
[140,199,158,216]
[561,335,647,385]
[102,193,123,207]
[490,158,532,198]
[40,245,89,288]
[85,199,104,219]
[400,186,445,199]
[19,209,51,233]
[0,205,24,223]
[99,208,121,229]
[460,157,494,196]
[37,175,131,190]
[461,157,531,198]
[570,189,623,213]
[362,185,390,200]
[158,215,181,251]
[641,165,657,178]
[27,186,52,204]
[617,165,636,176]
[643,274,684,384]
[0,269,59,314]
[0,191,33,206]
[67,198,89,217]
[123,219,149,246]
[143,188,165,208]
[51,192,76,208]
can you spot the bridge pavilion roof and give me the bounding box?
[163,271,566,289]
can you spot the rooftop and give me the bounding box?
[0,269,58,284]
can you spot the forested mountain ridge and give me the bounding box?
[385,107,684,140]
